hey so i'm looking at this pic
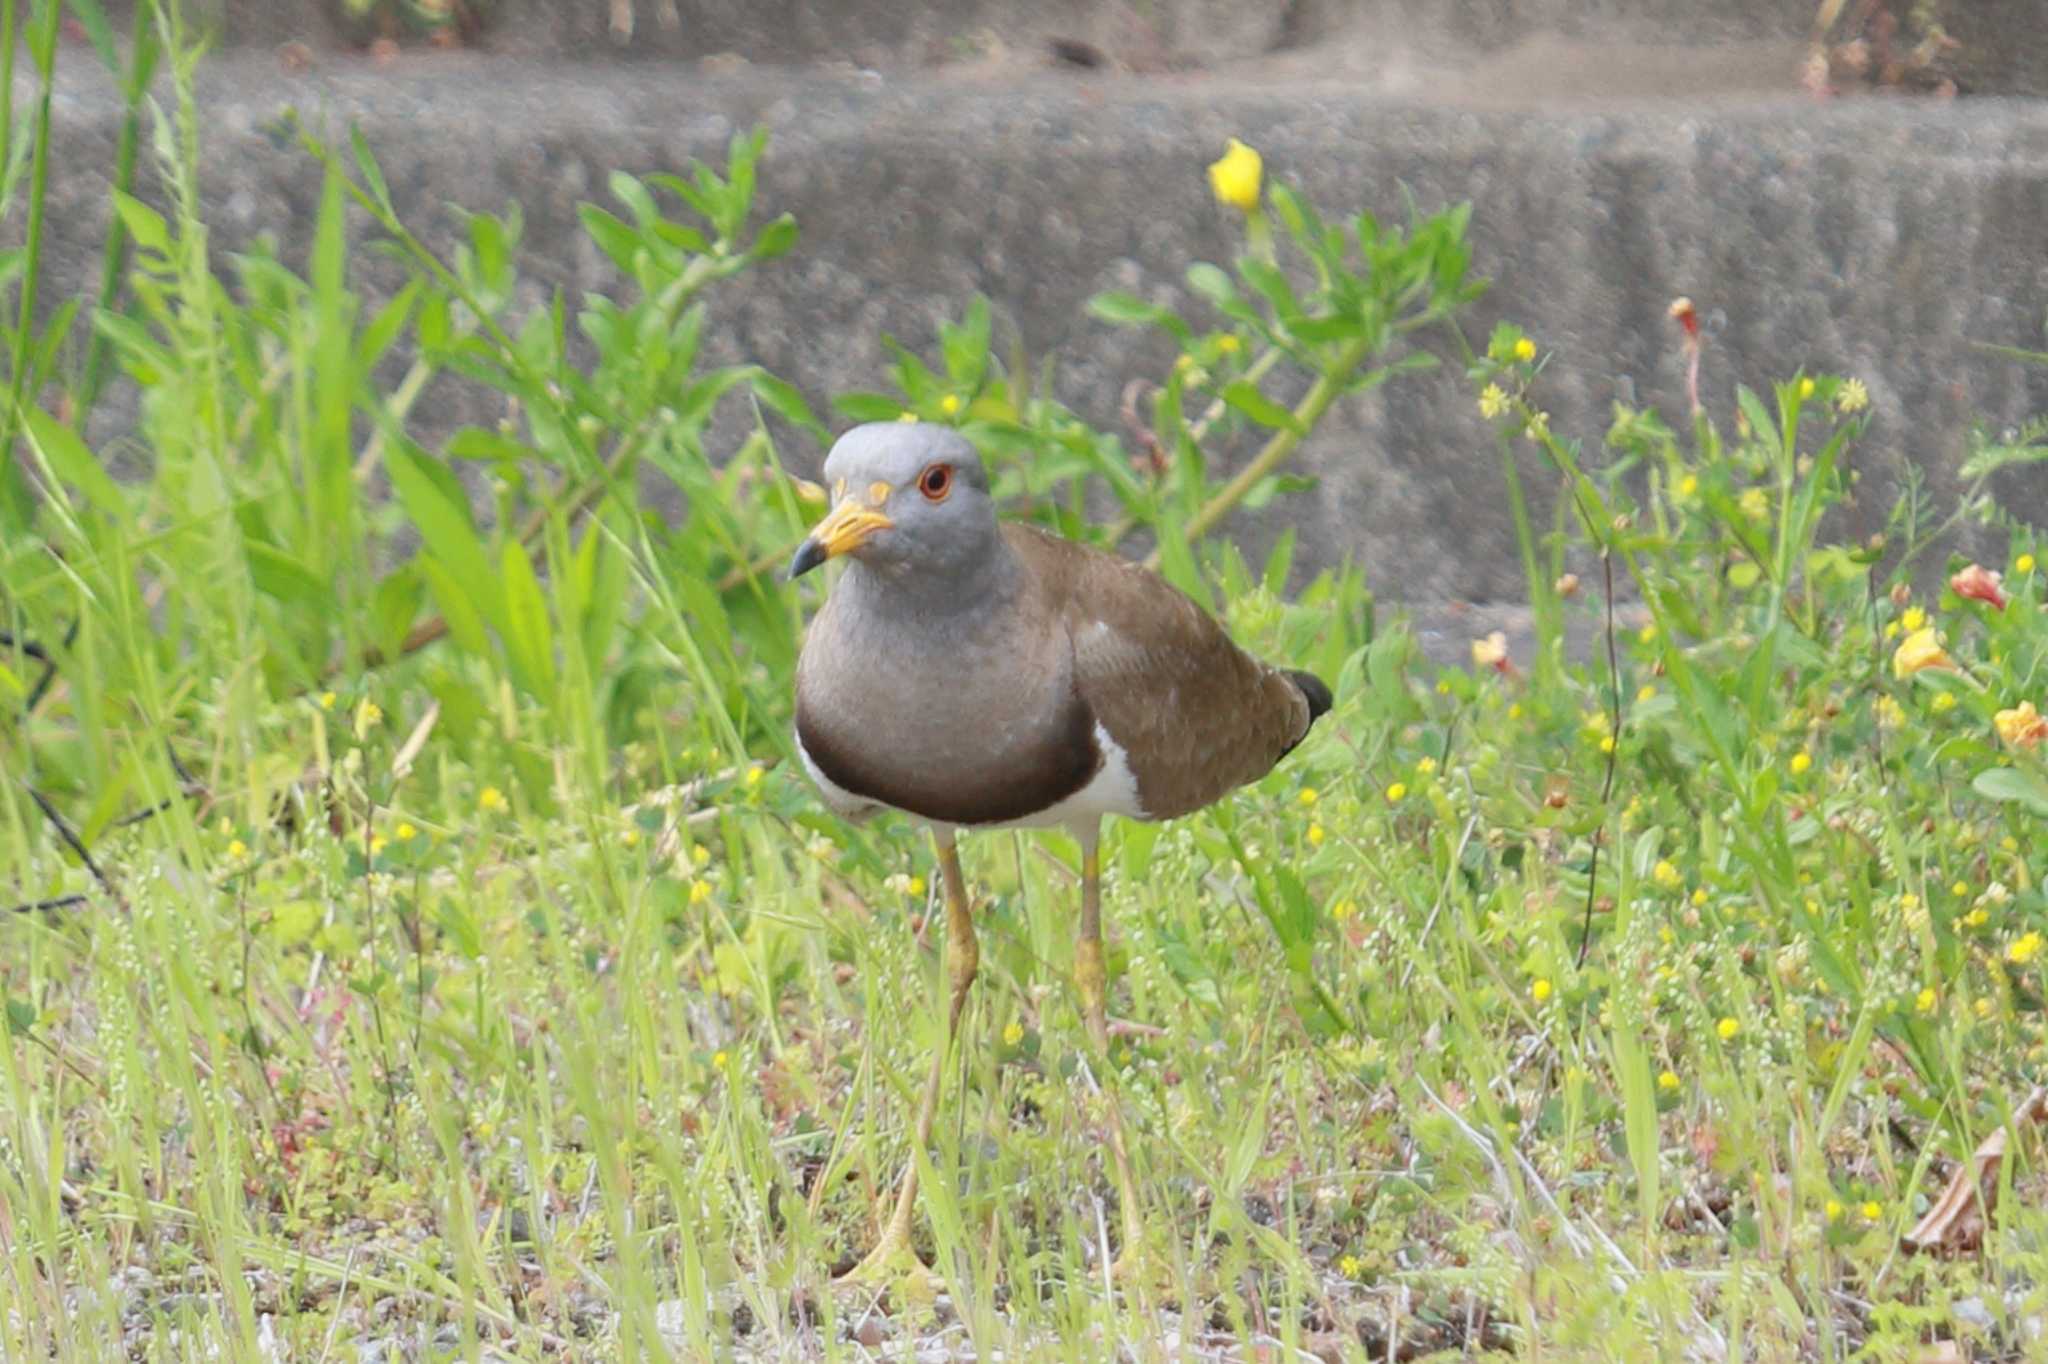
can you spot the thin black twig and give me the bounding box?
[1577,549,1623,970]
[26,785,120,905]
[11,893,87,913]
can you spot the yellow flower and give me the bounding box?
[1638,623,1658,644]
[745,765,764,787]
[1738,487,1769,520]
[1331,899,1356,921]
[1207,137,1263,212]
[895,409,918,423]
[2018,553,2036,575]
[1975,997,1993,1018]
[1995,701,2048,749]
[1789,751,1811,775]
[689,879,713,905]
[1951,880,1970,898]
[1964,907,1989,928]
[1471,630,1509,672]
[1691,887,1708,907]
[369,834,388,856]
[353,699,383,739]
[1415,756,1437,775]
[1652,860,1682,890]
[1636,685,1656,704]
[711,1049,728,1069]
[478,786,508,813]
[318,690,336,711]
[227,839,248,860]
[691,844,710,866]
[1657,1070,1680,1092]
[1874,696,1905,728]
[1525,410,1551,443]
[1338,1254,1363,1279]
[1915,987,1937,1015]
[1298,787,1319,806]
[1002,1020,1025,1047]
[1513,337,1537,363]
[1218,334,1242,354]
[1385,782,1407,803]
[1900,606,1926,632]
[1798,377,1816,400]
[1861,1200,1882,1223]
[1677,473,1699,498]
[2007,931,2043,965]
[622,828,640,848]
[1531,978,1552,1003]
[1836,378,1868,414]
[1891,627,1954,679]
[1716,1016,1739,1041]
[1477,383,1509,419]
[396,822,417,841]
[1307,823,1325,846]
[940,394,962,416]
[908,875,928,897]
[1824,1199,1844,1222]
[1599,735,1616,754]
[1931,691,1957,714]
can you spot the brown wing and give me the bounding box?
[1004,524,1314,820]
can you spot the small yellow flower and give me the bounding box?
[711,1049,728,1070]
[1861,1200,1882,1223]
[689,879,713,905]
[1507,702,1522,719]
[318,691,336,711]
[691,844,711,866]
[1716,1016,1739,1041]
[1964,907,1989,928]
[1385,782,1408,803]
[1513,336,1537,363]
[745,765,764,787]
[478,786,507,813]
[1338,1254,1363,1279]
[1789,751,1811,775]
[1915,987,1938,1015]
[1891,627,1954,679]
[1599,735,1616,754]
[1415,756,1437,775]
[1307,823,1325,846]
[1331,899,1356,921]
[939,394,962,416]
[1951,880,1970,898]
[1477,383,1509,419]
[1471,630,1509,673]
[1836,378,1868,414]
[1900,606,1927,632]
[1636,685,1656,704]
[227,839,248,860]
[353,699,383,739]
[1874,696,1905,728]
[1931,691,1957,714]
[622,828,640,848]
[1797,377,1816,400]
[1652,860,1682,891]
[1825,1199,1844,1222]
[1207,137,1263,212]
[1218,334,1242,354]
[895,409,918,423]
[396,822,417,841]
[1002,1020,1025,1047]
[369,834,388,855]
[1298,787,1319,806]
[1975,997,1993,1017]
[1638,623,1658,644]
[1738,487,1770,520]
[2018,553,2036,575]
[1677,473,1699,498]
[907,875,927,898]
[1531,978,1552,1003]
[2007,931,2043,965]
[1658,1070,1680,1092]
[1525,410,1551,443]
[1691,887,1708,907]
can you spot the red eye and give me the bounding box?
[917,463,953,501]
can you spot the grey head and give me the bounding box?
[787,423,1000,583]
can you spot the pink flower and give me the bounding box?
[1950,564,2008,610]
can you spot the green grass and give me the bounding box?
[5,3,2048,1359]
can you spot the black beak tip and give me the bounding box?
[787,538,826,581]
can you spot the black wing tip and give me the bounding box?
[1285,669,1333,724]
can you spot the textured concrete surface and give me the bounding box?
[29,52,2048,610]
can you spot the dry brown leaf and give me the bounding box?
[1902,1086,2048,1255]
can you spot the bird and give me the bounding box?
[788,422,1332,1281]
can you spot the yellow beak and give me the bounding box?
[788,499,894,579]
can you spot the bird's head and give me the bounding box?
[788,423,998,580]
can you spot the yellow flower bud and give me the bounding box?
[1206,138,1263,212]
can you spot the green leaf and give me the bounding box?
[1974,767,2048,818]
[245,541,328,611]
[64,0,118,70]
[417,554,492,661]
[5,998,35,1037]
[22,404,122,517]
[750,213,798,262]
[110,191,169,256]
[350,125,391,209]
[747,370,827,444]
[385,444,500,634]
[499,538,556,695]
[1222,380,1304,434]
[1085,291,1192,343]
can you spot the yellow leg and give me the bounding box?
[1073,825,1146,1279]
[839,828,978,1282]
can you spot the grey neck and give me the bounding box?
[836,530,1023,627]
